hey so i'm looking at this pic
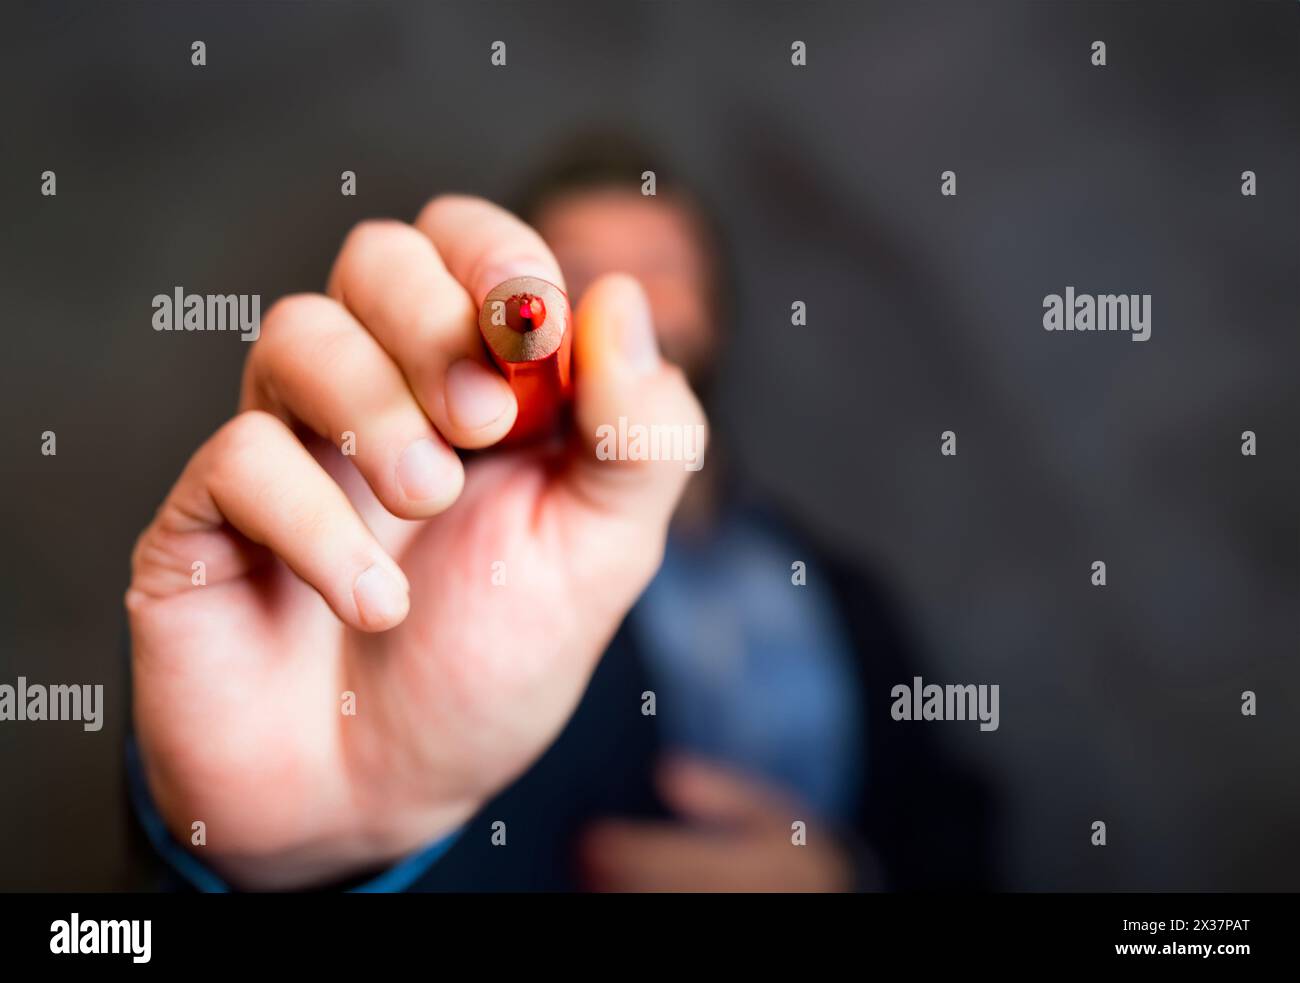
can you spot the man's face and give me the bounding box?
[532,187,719,384]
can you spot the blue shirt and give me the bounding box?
[632,509,864,823]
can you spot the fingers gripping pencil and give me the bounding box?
[477,276,573,444]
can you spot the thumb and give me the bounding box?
[565,273,708,525]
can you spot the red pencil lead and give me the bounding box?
[479,279,571,444]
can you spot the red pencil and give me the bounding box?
[477,276,573,444]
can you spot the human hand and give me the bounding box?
[126,196,706,889]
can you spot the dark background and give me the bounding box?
[1,0,1297,890]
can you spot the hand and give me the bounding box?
[126,196,706,889]
[579,757,863,892]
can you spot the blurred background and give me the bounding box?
[1,0,1297,890]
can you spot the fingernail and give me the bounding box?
[396,438,454,503]
[445,358,513,432]
[353,563,408,628]
[616,283,659,375]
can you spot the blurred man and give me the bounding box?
[515,136,993,891]
[127,137,992,893]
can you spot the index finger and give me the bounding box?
[413,194,566,305]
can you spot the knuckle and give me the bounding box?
[263,292,333,334]
[331,221,430,302]
[126,528,154,594]
[416,193,482,227]
[209,410,284,483]
[341,218,410,256]
[247,294,344,389]
[255,293,332,354]
[127,502,163,575]
[337,219,423,277]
